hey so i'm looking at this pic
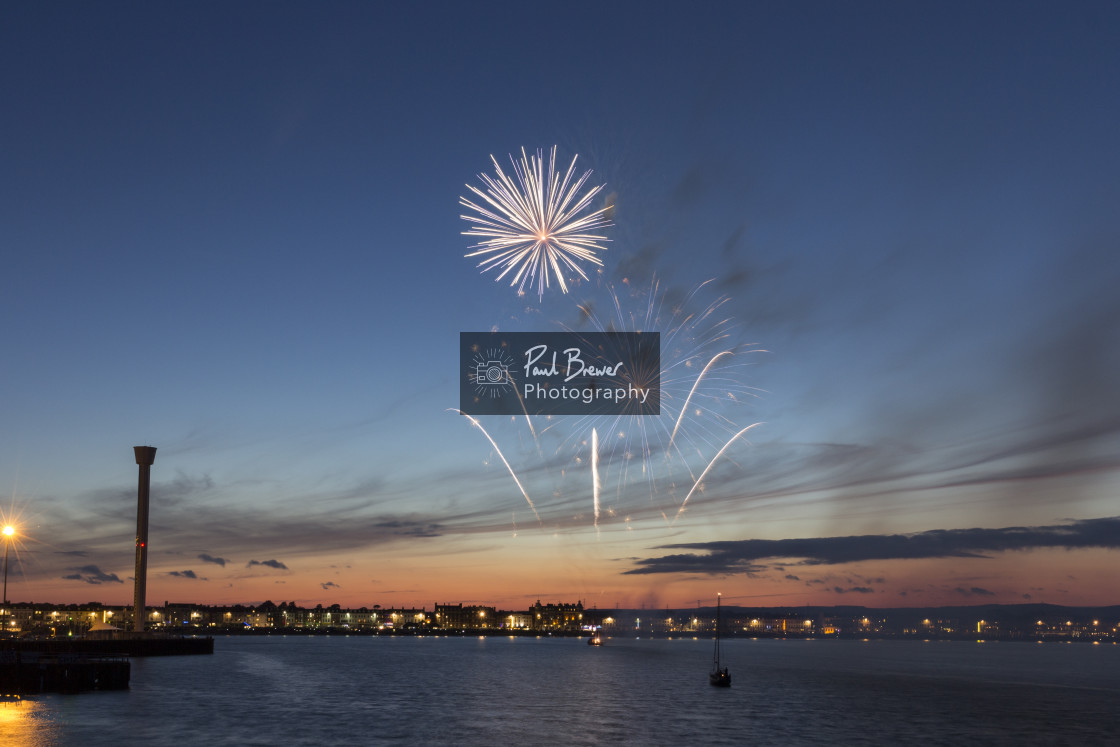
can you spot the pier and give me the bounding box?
[3,636,214,658]
[0,637,212,694]
[0,649,129,694]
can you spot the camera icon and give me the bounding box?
[477,361,510,386]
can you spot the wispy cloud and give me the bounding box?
[321,581,339,590]
[198,553,230,567]
[369,520,442,538]
[169,569,204,580]
[955,586,995,597]
[625,516,1120,575]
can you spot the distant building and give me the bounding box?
[530,600,584,631]
[433,603,495,629]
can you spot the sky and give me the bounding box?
[2,1,1118,612]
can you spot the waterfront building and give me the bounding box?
[530,600,584,631]
[433,603,496,630]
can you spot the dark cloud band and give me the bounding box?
[625,516,1120,575]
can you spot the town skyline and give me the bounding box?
[7,596,1118,643]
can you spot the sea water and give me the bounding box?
[3,636,1118,745]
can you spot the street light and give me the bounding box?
[2,525,14,605]
[2,525,14,633]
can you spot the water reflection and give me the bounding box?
[0,696,60,746]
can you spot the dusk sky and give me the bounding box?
[3,1,1118,611]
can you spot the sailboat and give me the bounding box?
[709,593,731,686]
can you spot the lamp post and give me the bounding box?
[2,525,13,603]
[2,525,13,633]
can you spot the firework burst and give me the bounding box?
[460,146,612,299]
[454,276,764,532]
[549,277,765,523]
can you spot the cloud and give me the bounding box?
[160,472,216,506]
[62,565,124,585]
[955,586,995,597]
[66,482,462,568]
[248,559,289,570]
[369,520,442,538]
[321,581,339,590]
[169,570,203,580]
[625,516,1120,575]
[831,586,874,594]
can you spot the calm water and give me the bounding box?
[3,636,1118,745]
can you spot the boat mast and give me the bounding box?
[713,592,721,669]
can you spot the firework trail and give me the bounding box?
[450,409,541,524]
[673,422,762,523]
[667,350,734,452]
[592,428,600,532]
[461,146,612,299]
